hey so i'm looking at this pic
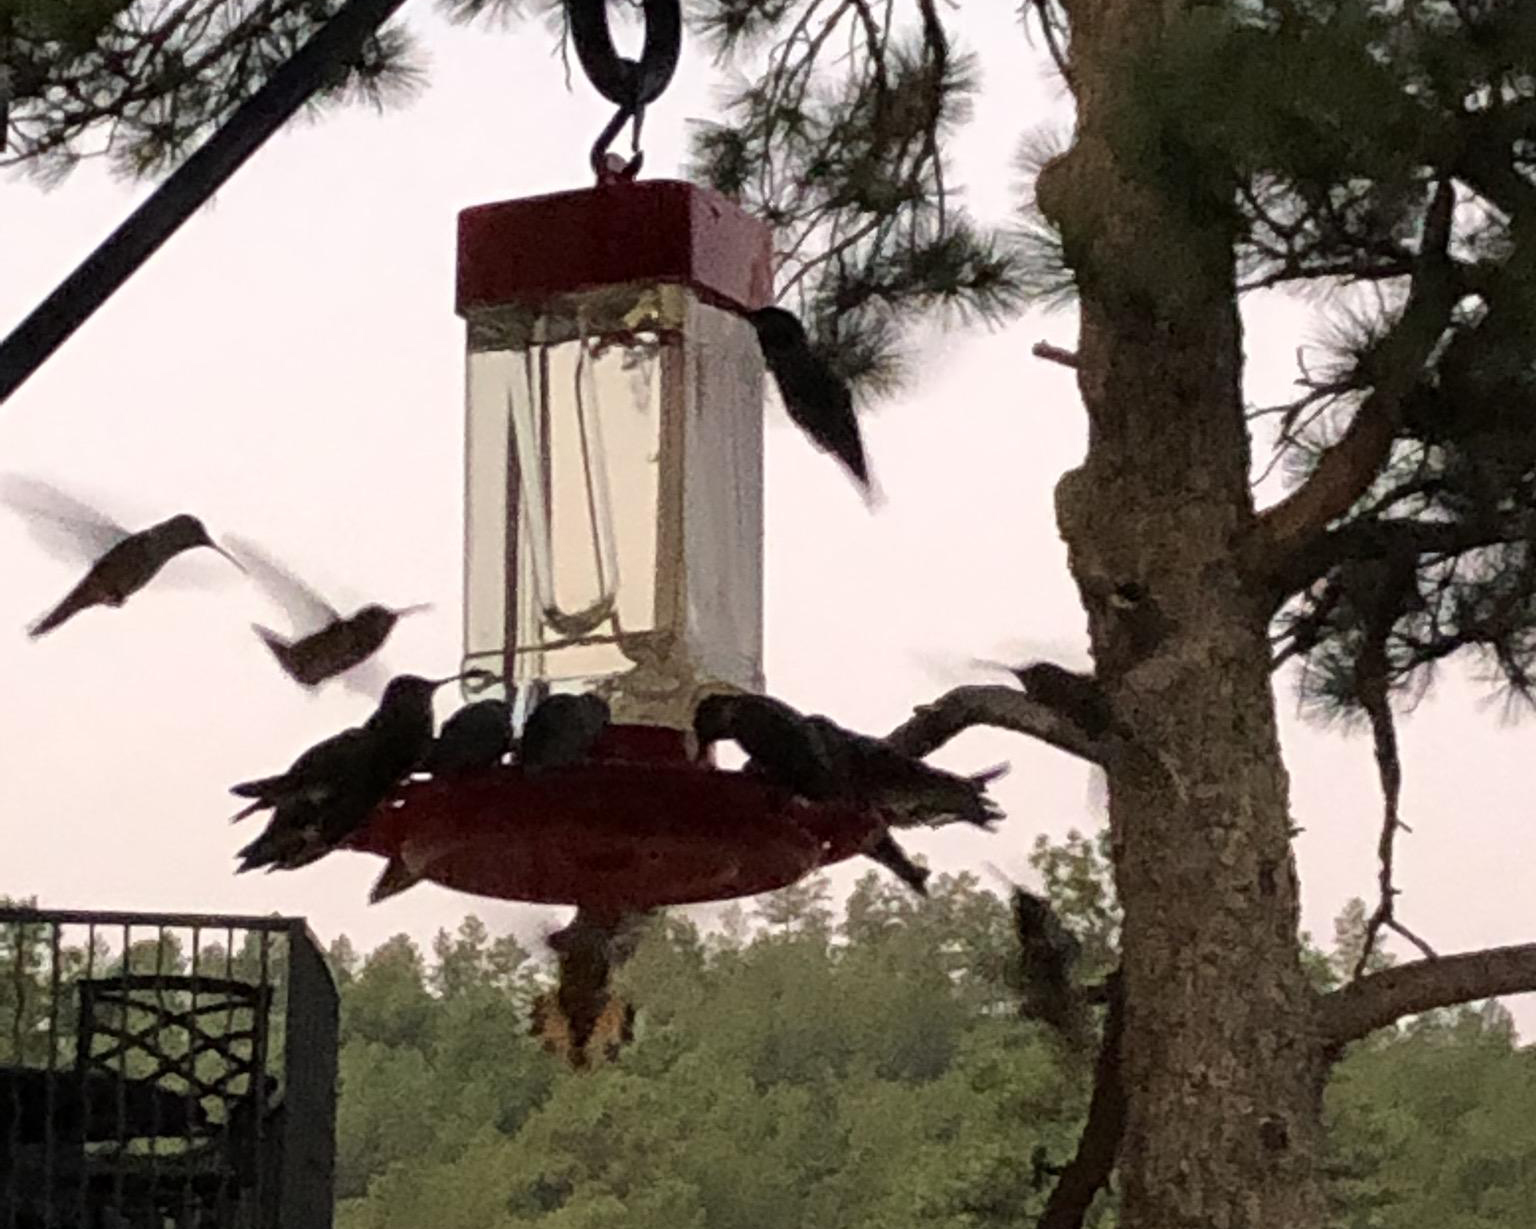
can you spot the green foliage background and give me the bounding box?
[309,835,1531,1229]
[2,838,1530,1225]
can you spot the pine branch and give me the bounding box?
[1037,971,1124,1229]
[1251,179,1459,587]
[1032,340,1079,369]
[1455,99,1536,221]
[1266,514,1534,603]
[1351,615,1433,979]
[1320,943,1536,1048]
[884,683,1106,765]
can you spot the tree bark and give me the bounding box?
[1039,3,1329,1225]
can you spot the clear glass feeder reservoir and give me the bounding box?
[456,181,773,730]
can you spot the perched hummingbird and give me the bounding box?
[519,692,612,774]
[425,698,514,776]
[222,535,431,693]
[228,726,374,823]
[234,674,452,873]
[746,307,874,502]
[358,674,444,771]
[865,830,931,897]
[804,714,1007,830]
[692,692,842,799]
[983,659,1115,740]
[0,476,243,638]
[234,772,384,874]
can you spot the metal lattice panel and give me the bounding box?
[0,909,337,1229]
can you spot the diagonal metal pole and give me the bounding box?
[0,0,413,407]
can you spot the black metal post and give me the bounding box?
[0,0,414,407]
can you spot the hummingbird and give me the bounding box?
[228,726,374,823]
[0,475,244,637]
[425,698,514,776]
[530,908,649,1069]
[519,692,612,774]
[233,673,452,873]
[980,659,1116,740]
[692,692,842,799]
[1008,887,1092,1053]
[804,714,1007,830]
[745,307,875,503]
[695,692,1004,827]
[222,535,431,693]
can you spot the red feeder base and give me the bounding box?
[346,725,885,911]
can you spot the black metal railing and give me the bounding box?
[0,909,337,1229]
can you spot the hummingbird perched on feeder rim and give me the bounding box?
[693,691,843,799]
[803,714,1007,830]
[228,726,374,823]
[424,698,514,777]
[232,672,466,874]
[745,306,878,506]
[222,535,431,694]
[518,692,612,774]
[694,691,965,889]
[0,475,244,638]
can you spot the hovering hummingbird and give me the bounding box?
[234,673,452,873]
[745,307,875,503]
[519,692,612,774]
[0,475,243,638]
[425,698,514,776]
[530,908,649,1069]
[222,535,431,693]
[1008,887,1092,1053]
[804,714,1006,830]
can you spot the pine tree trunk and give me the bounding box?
[1038,4,1330,1225]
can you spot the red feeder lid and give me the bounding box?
[456,179,774,317]
[348,726,885,912]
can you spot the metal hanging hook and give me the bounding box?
[565,0,681,180]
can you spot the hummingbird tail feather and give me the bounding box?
[253,624,310,684]
[970,762,1011,788]
[368,859,421,904]
[529,990,633,1069]
[28,593,88,638]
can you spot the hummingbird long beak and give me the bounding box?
[393,603,434,619]
[208,542,248,573]
[431,668,497,690]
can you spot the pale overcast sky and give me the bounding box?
[1,6,1530,1032]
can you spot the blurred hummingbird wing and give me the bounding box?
[222,534,341,632]
[336,655,392,701]
[151,549,250,594]
[0,475,132,563]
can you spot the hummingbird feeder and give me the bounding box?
[456,177,772,728]
[348,0,895,913]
